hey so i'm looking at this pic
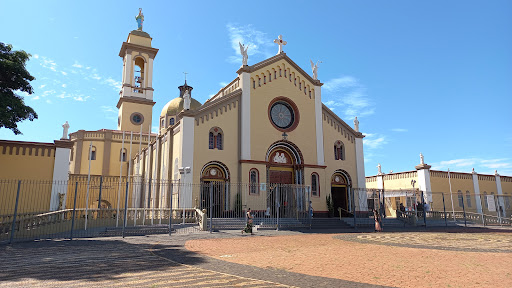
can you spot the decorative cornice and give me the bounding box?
[54,140,73,149]
[236,53,323,86]
[321,104,363,138]
[119,42,159,58]
[415,164,432,170]
[0,140,55,148]
[116,97,156,109]
[239,159,326,169]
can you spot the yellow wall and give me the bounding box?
[119,101,153,134]
[250,61,318,164]
[0,142,57,214]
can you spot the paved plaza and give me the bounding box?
[1,227,511,288]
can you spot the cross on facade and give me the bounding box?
[183,72,188,82]
[273,35,287,55]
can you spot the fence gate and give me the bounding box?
[199,183,310,231]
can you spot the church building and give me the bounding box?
[60,13,367,216]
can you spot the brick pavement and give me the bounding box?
[0,230,387,288]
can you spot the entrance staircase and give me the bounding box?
[309,218,353,230]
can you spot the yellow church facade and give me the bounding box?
[61,25,367,217]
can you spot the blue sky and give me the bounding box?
[1,1,511,176]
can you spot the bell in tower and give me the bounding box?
[117,8,159,133]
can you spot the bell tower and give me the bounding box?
[117,10,159,133]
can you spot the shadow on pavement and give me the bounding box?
[0,238,205,283]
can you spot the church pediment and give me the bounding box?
[237,53,322,87]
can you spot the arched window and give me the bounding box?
[334,141,344,160]
[120,148,127,162]
[258,78,261,87]
[134,57,145,93]
[311,173,319,197]
[457,190,463,207]
[249,169,259,195]
[279,68,282,77]
[252,79,255,89]
[209,127,223,150]
[466,191,472,207]
[169,117,175,126]
[89,146,97,160]
[264,75,266,84]
[161,118,165,128]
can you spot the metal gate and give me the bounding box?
[200,182,310,230]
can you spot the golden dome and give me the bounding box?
[160,97,202,117]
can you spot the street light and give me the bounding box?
[179,166,190,225]
[411,180,417,222]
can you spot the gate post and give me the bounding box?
[276,185,280,231]
[442,193,447,227]
[209,182,213,233]
[122,181,129,238]
[9,181,22,244]
[462,193,467,227]
[70,182,78,240]
[421,190,427,227]
[352,188,357,229]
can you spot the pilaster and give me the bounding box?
[314,85,324,165]
[50,140,73,211]
[495,172,504,214]
[180,116,195,207]
[415,163,432,204]
[239,70,251,160]
[472,171,483,213]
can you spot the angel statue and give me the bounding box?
[310,60,321,80]
[239,42,249,66]
[135,8,144,31]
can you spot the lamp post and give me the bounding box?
[411,180,417,224]
[179,167,191,225]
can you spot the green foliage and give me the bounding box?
[0,43,38,135]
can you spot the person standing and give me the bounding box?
[374,209,382,232]
[242,208,253,235]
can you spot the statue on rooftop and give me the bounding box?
[239,42,249,66]
[310,60,321,80]
[135,8,144,31]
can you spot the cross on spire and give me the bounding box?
[183,72,188,83]
[273,35,287,55]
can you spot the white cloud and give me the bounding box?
[104,77,121,91]
[33,54,39,59]
[363,133,387,150]
[42,90,55,97]
[391,128,408,132]
[61,71,68,76]
[72,61,83,68]
[323,76,374,119]
[40,56,57,71]
[219,82,228,87]
[73,95,89,102]
[226,24,273,64]
[91,74,101,80]
[101,105,117,114]
[430,158,512,176]
[46,99,52,104]
[39,84,46,89]
[32,96,40,100]
[62,84,67,88]
[56,93,70,99]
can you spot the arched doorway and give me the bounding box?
[266,141,304,217]
[331,171,351,217]
[200,162,230,218]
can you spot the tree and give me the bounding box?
[0,42,38,135]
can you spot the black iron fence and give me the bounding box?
[0,179,311,244]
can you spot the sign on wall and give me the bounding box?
[487,195,496,212]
